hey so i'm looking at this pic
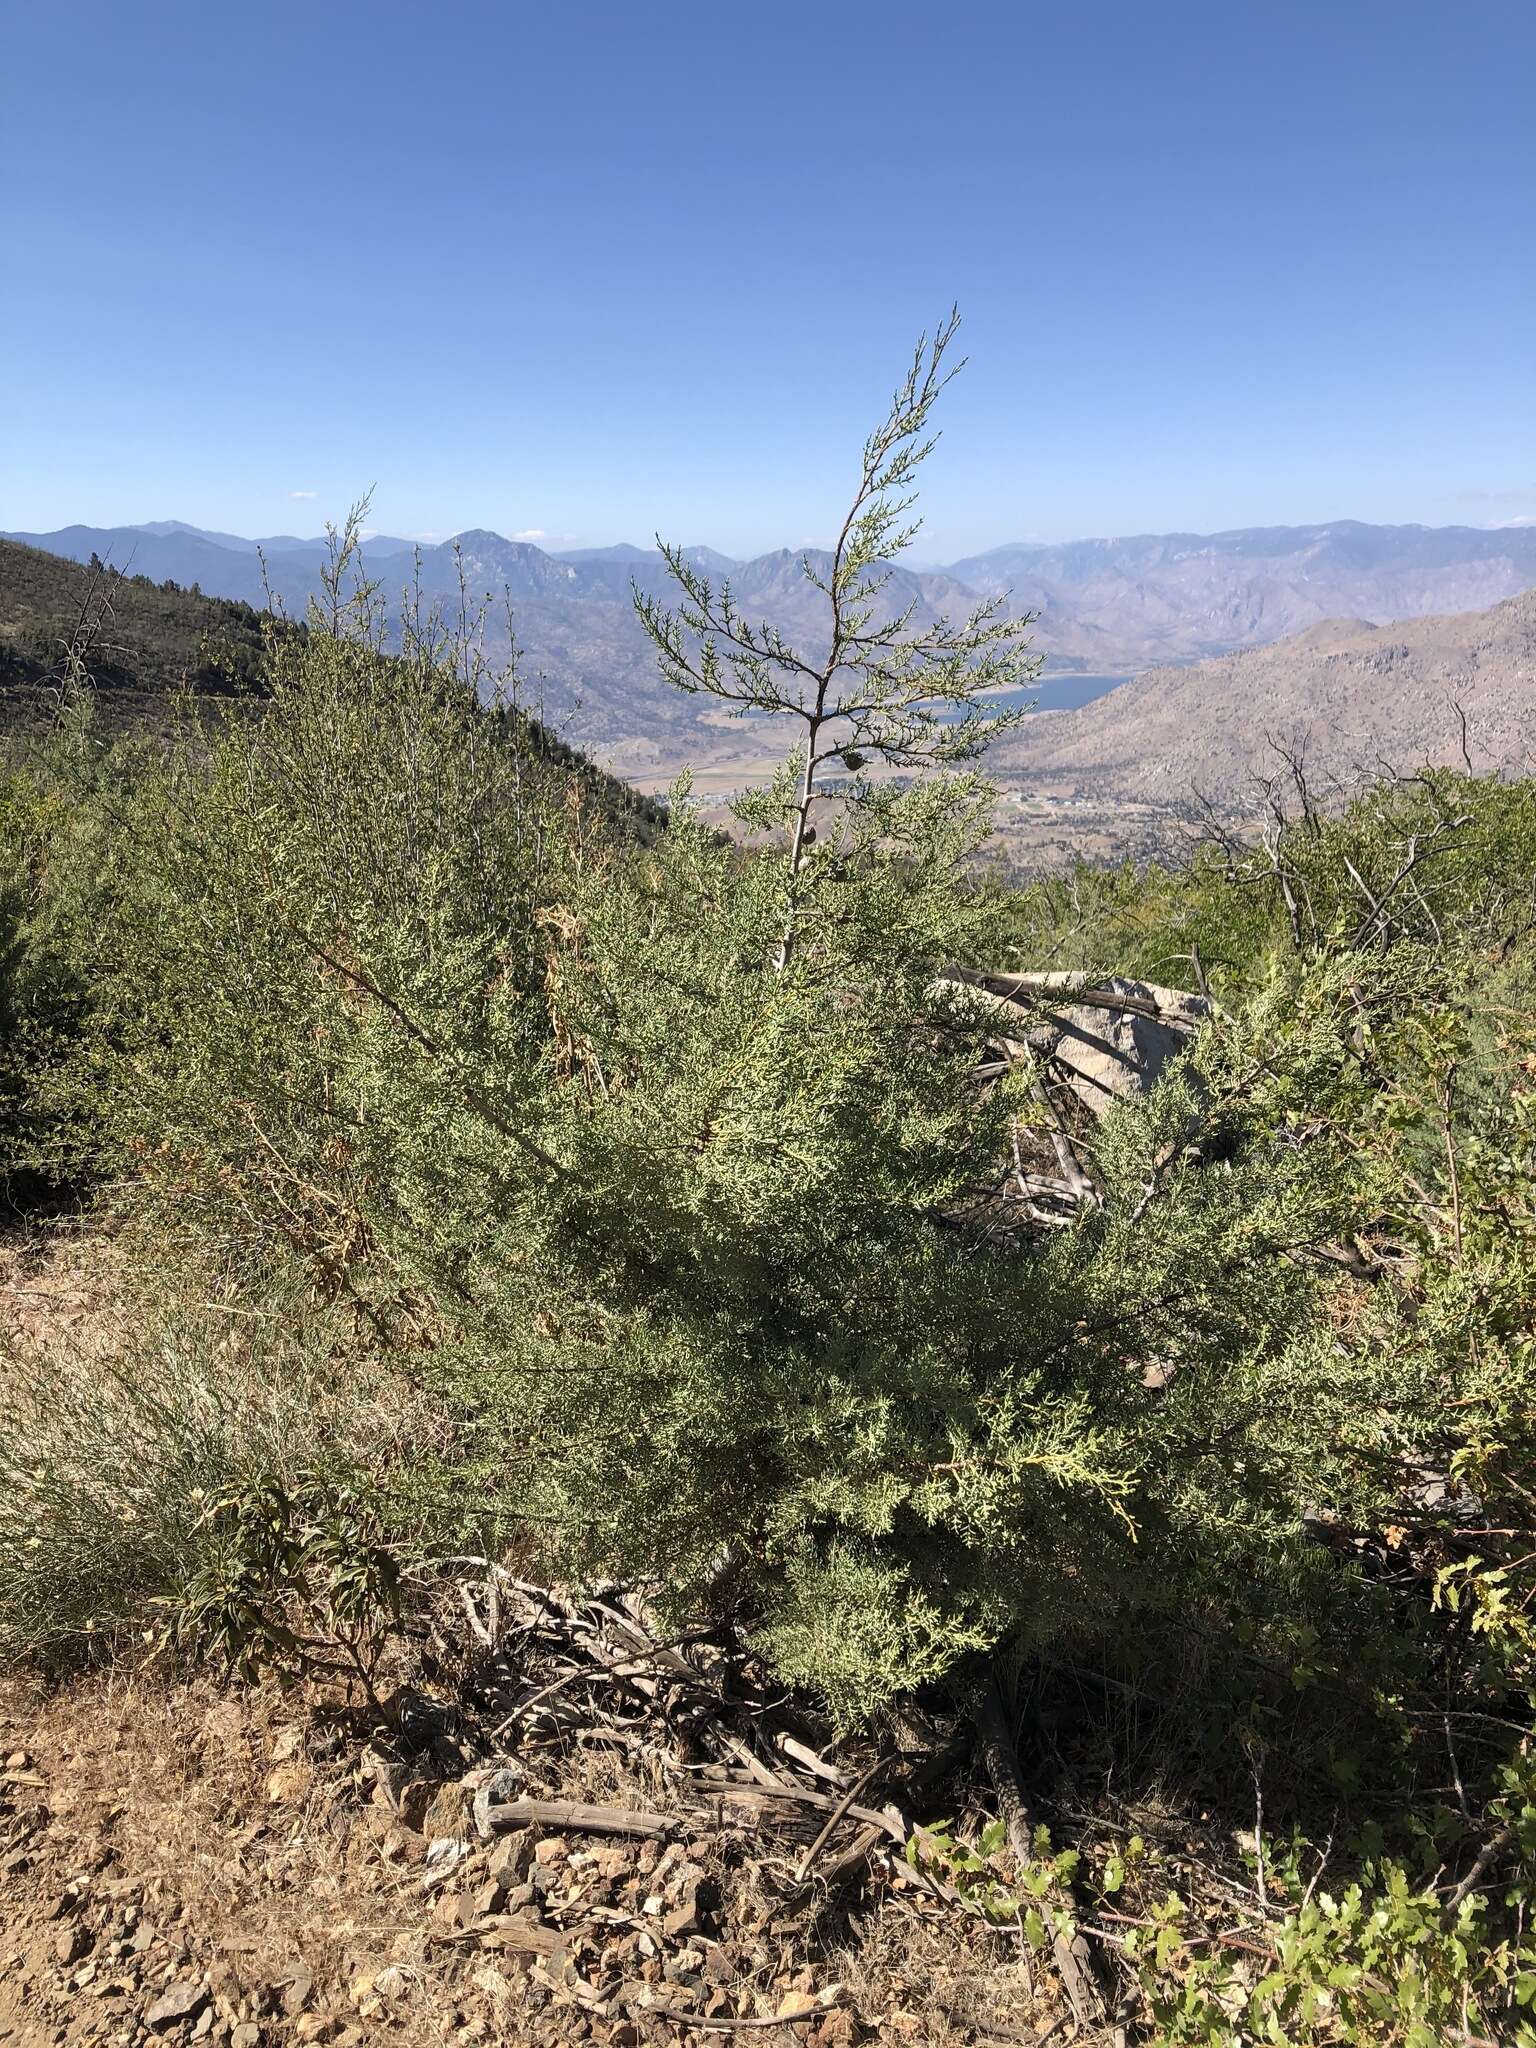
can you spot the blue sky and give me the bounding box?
[4,0,1533,557]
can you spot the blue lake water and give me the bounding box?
[931,673,1134,723]
[1008,672,1134,713]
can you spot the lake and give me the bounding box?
[934,673,1134,722]
[1011,672,1134,713]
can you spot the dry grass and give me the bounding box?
[0,1221,427,1671]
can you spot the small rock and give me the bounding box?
[201,1701,244,1748]
[279,1970,314,2017]
[231,2028,261,2048]
[663,1899,702,1938]
[369,1818,423,1867]
[470,1766,522,1837]
[486,1830,533,1887]
[348,1974,381,2020]
[396,1778,434,1830]
[777,1990,818,2022]
[420,1783,474,1841]
[54,1924,90,1967]
[190,2006,214,2041]
[145,1980,208,2031]
[265,1765,310,1805]
[431,1891,475,1934]
[813,2012,856,2047]
[419,1837,471,1890]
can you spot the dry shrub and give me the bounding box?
[0,1241,423,1671]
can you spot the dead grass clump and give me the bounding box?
[0,1228,425,1673]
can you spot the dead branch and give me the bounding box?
[974,1677,1106,2029]
[479,1797,676,1839]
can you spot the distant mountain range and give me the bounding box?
[996,586,1536,807]
[0,537,666,839]
[947,523,1536,671]
[6,516,1536,760]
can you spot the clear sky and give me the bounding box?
[4,0,1533,558]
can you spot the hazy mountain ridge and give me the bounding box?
[0,537,667,839]
[995,587,1536,805]
[949,520,1536,667]
[0,522,1016,748]
[7,515,1536,758]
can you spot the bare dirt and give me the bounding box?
[0,1668,1052,2048]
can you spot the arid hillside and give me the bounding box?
[994,585,1536,807]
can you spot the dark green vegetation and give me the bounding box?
[0,535,274,712]
[0,532,667,818]
[2,347,1535,2044]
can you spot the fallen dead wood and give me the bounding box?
[632,1998,821,2032]
[432,1912,577,1955]
[937,968,1209,1107]
[940,967,1214,1033]
[793,1757,893,1881]
[480,1795,676,1838]
[421,1568,1143,2029]
[930,965,1216,1242]
[818,1821,885,1886]
[690,1770,898,1839]
[975,1676,1107,2032]
[776,1733,848,1786]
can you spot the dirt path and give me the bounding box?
[0,1677,439,2048]
[0,1675,1043,2048]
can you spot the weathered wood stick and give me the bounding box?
[479,1797,675,1838]
[975,1676,1107,2030]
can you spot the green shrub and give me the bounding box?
[59,379,1479,1729]
[1129,1865,1535,2046]
[164,1465,405,1711]
[0,724,123,1205]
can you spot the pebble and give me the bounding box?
[144,1979,208,2030]
[279,1968,314,2016]
[53,1924,89,1968]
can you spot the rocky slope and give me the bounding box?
[994,586,1536,806]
